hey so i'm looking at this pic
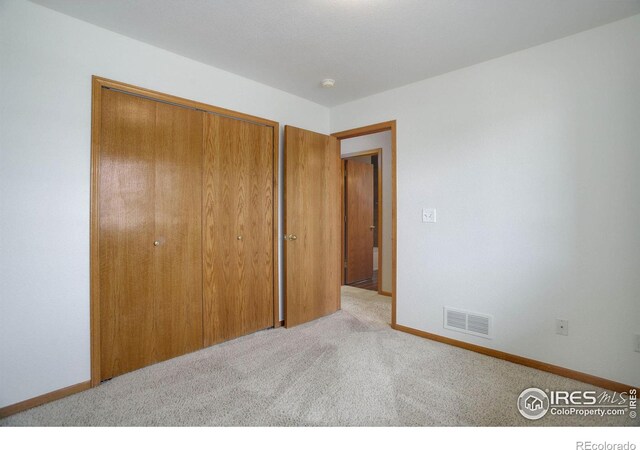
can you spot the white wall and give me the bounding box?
[331,15,640,387]
[0,0,329,408]
[341,132,392,293]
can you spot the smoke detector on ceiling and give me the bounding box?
[321,78,336,88]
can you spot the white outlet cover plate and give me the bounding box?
[556,319,569,336]
[422,208,436,223]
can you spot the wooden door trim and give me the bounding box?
[91,76,280,386]
[341,148,382,159]
[341,160,346,285]
[90,78,102,387]
[392,324,636,393]
[342,148,383,294]
[332,121,397,326]
[272,125,281,328]
[93,77,279,128]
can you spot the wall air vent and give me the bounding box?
[443,307,493,339]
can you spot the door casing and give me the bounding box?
[332,121,397,326]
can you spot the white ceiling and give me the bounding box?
[32,0,640,107]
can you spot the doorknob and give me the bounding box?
[153,240,160,247]
[237,236,243,241]
[290,235,297,241]
[369,226,375,230]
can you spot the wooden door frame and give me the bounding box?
[90,76,280,387]
[332,121,397,326]
[341,149,383,294]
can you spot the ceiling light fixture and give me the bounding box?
[321,78,336,88]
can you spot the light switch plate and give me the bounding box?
[422,208,436,223]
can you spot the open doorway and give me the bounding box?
[339,129,392,298]
[342,150,381,292]
[332,121,396,326]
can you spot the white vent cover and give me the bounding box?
[443,307,493,339]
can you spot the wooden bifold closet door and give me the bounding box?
[99,89,203,380]
[97,84,275,381]
[203,114,274,346]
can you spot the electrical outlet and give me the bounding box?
[556,319,569,336]
[635,334,640,353]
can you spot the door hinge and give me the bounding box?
[344,260,348,269]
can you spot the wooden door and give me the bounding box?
[284,126,341,327]
[99,89,203,380]
[345,160,374,283]
[153,101,203,362]
[99,89,156,380]
[203,114,274,345]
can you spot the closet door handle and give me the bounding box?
[153,240,161,247]
[237,236,243,241]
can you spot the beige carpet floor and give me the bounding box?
[1,286,636,426]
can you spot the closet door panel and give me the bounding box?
[242,119,274,334]
[153,103,204,362]
[99,89,157,380]
[203,114,273,346]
